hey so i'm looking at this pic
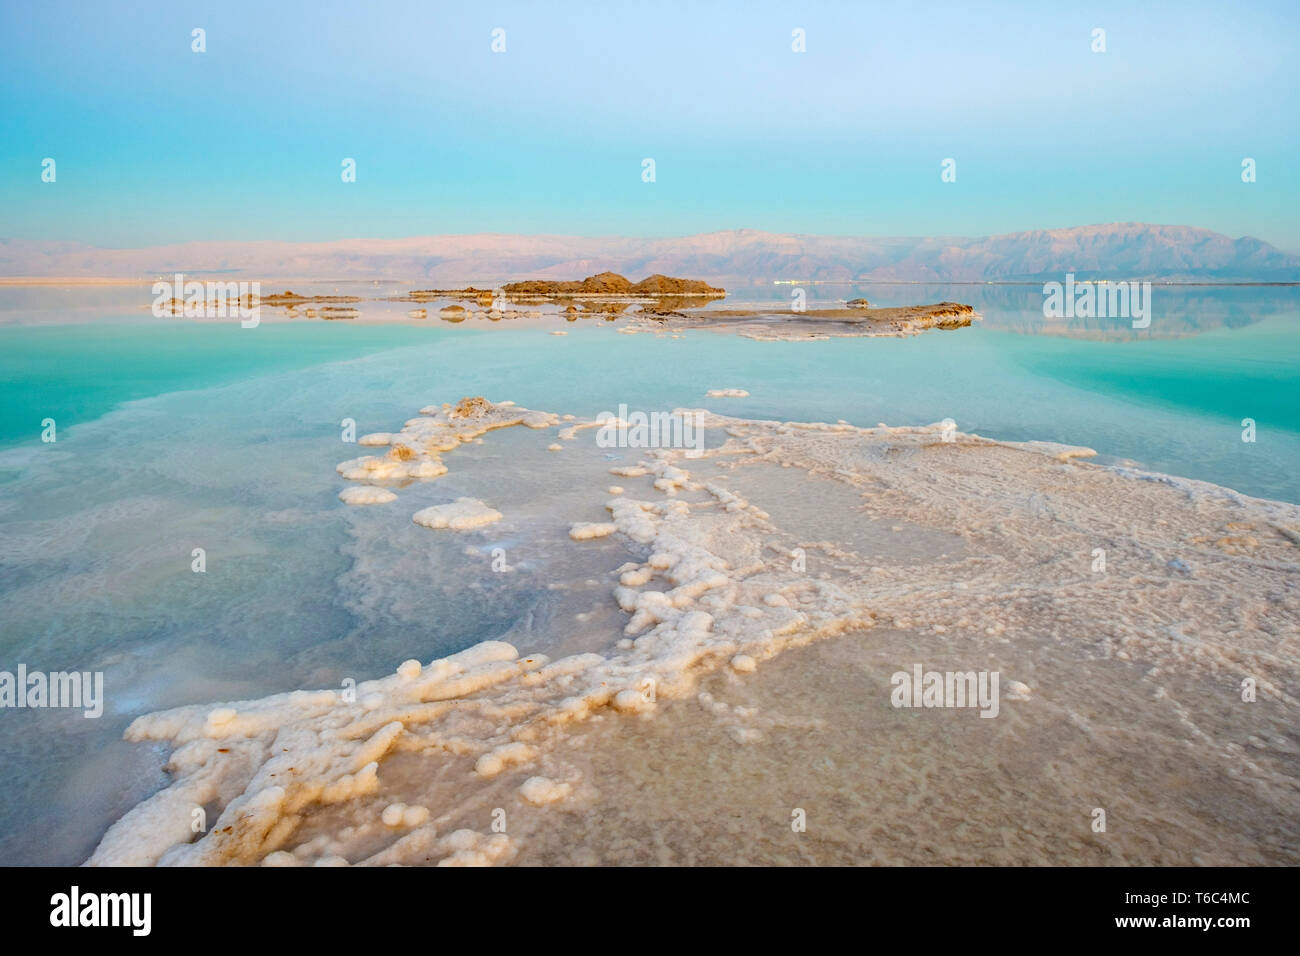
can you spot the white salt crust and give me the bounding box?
[90,400,1300,867]
[335,398,558,503]
[339,486,398,506]
[569,521,618,540]
[519,776,571,805]
[412,498,503,531]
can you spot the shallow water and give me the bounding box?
[0,283,1297,864]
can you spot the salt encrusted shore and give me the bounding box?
[88,398,1300,866]
[627,301,980,340]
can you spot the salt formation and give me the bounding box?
[381,803,430,827]
[338,486,397,506]
[91,398,1300,867]
[412,498,503,531]
[568,521,617,540]
[335,397,558,504]
[730,654,757,673]
[518,777,571,805]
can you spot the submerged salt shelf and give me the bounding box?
[88,397,1300,866]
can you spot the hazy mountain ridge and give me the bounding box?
[2,224,1297,283]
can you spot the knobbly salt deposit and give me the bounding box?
[89,398,1300,866]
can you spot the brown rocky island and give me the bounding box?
[502,271,725,298]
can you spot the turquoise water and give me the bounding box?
[0,284,1297,865]
[1008,318,1300,429]
[0,321,438,447]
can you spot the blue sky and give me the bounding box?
[1,0,1296,249]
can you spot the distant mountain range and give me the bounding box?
[3,224,1298,284]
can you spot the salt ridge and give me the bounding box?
[88,400,1300,866]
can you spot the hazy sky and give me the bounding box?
[2,0,1296,249]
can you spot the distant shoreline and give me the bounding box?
[0,277,159,285]
[2,276,1299,288]
[773,279,1300,287]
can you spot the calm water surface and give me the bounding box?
[0,282,1296,863]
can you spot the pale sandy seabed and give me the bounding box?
[88,399,1300,866]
